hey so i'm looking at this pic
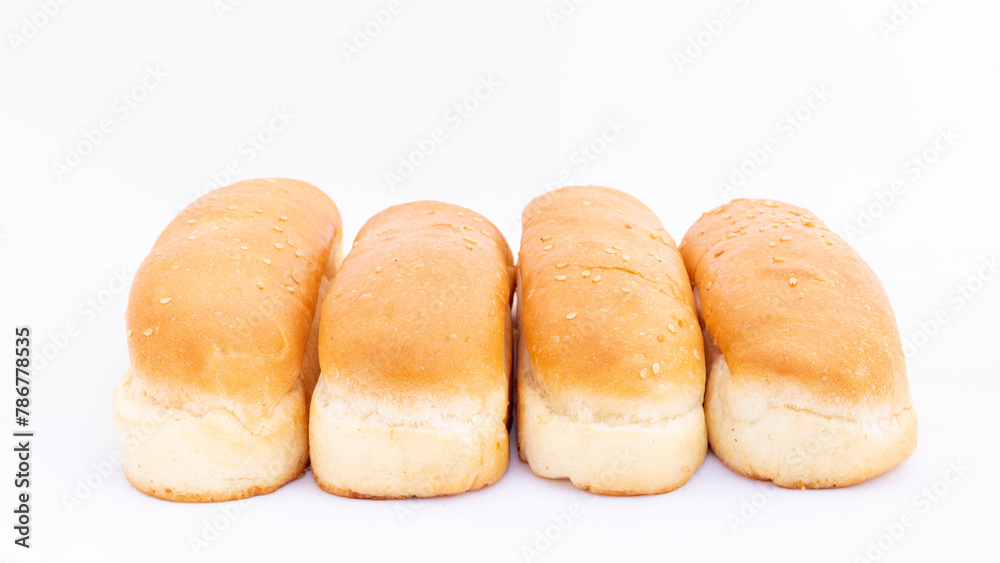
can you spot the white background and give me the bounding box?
[1,1,998,561]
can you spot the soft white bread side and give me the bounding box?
[681,199,917,489]
[113,178,342,502]
[517,186,707,496]
[310,201,515,499]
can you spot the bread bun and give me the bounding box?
[113,178,342,502]
[517,186,707,495]
[310,201,515,498]
[680,198,917,488]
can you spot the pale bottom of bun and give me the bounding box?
[705,341,917,489]
[308,377,509,499]
[112,371,309,502]
[516,353,707,496]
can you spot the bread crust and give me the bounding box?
[113,178,342,502]
[517,186,706,495]
[680,198,917,487]
[311,201,514,499]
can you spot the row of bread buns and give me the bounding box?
[112,179,916,501]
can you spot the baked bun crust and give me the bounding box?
[680,198,916,488]
[517,186,707,495]
[113,178,342,502]
[310,201,515,499]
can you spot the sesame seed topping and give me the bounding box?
[449,333,458,339]
[294,250,304,257]
[622,254,629,261]
[625,223,633,229]
[706,281,713,289]
[668,324,677,333]
[262,259,271,265]
[285,286,295,293]
[428,210,435,214]
[286,239,295,247]
[275,243,283,249]
[592,275,602,282]
[640,368,648,378]
[158,297,170,304]
[227,205,237,210]
[555,275,566,281]
[715,249,725,257]
[780,236,791,242]
[693,349,701,359]
[541,235,553,241]
[773,257,784,262]
[613,245,622,251]
[726,232,738,239]
[543,244,554,251]
[127,329,132,337]
[621,287,630,293]
[566,312,578,319]
[473,217,483,222]
[187,219,196,224]
[803,220,815,227]
[187,235,197,240]
[616,209,623,214]
[653,362,660,375]
[827,241,834,246]
[769,242,776,247]
[466,244,475,250]
[556,263,568,268]
[606,248,617,254]
[255,209,264,213]
[274,226,284,232]
[142,328,153,336]
[292,273,301,283]
[375,266,382,273]
[657,334,666,342]
[582,270,591,278]
[457,212,465,217]
[789,277,798,287]
[582,201,593,206]
[463,236,477,244]
[257,281,265,289]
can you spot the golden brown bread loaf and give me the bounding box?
[310,201,515,499]
[517,186,707,495]
[680,198,917,488]
[113,178,342,502]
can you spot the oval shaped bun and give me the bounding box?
[113,178,342,502]
[680,198,917,488]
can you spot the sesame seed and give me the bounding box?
[428,210,435,214]
[616,209,623,214]
[285,286,295,292]
[463,236,477,244]
[582,201,593,206]
[582,270,591,278]
[621,287,630,293]
[543,244,554,251]
[566,312,577,319]
[257,281,265,289]
[555,275,566,281]
[653,362,660,375]
[286,240,295,247]
[606,248,617,254]
[279,216,288,221]
[657,334,666,342]
[187,219,196,224]
[159,297,171,304]
[255,209,264,213]
[668,324,676,333]
[789,277,798,287]
[773,257,784,262]
[127,329,132,337]
[693,349,701,359]
[769,242,776,247]
[803,220,815,227]
[262,259,271,265]
[473,217,483,223]
[294,250,304,257]
[715,249,725,257]
[780,236,791,242]
[227,205,238,210]
[466,244,475,250]
[726,232,738,239]
[292,273,301,283]
[275,243,283,249]
[457,212,465,217]
[187,235,197,240]
[640,368,648,378]
[274,226,284,232]
[625,223,633,229]
[592,275,601,282]
[622,255,629,261]
[142,328,153,336]
[541,235,553,241]
[449,333,458,339]
[375,266,382,273]
[556,263,568,268]
[613,245,622,251]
